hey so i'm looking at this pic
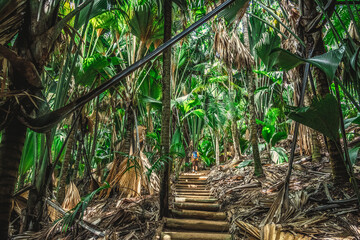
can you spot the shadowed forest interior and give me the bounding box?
[0,0,360,239]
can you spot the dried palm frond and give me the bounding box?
[140,151,160,193]
[0,0,26,45]
[261,223,312,240]
[100,151,159,199]
[111,155,143,198]
[235,220,312,240]
[261,190,310,226]
[230,31,254,70]
[235,220,260,239]
[214,21,232,67]
[349,21,360,43]
[62,181,81,211]
[213,21,254,70]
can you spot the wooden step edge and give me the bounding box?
[174,194,212,198]
[179,176,208,180]
[161,231,232,240]
[174,202,220,211]
[175,185,207,188]
[175,189,210,193]
[171,209,226,220]
[175,194,211,197]
[175,197,217,203]
[177,182,207,186]
[164,218,229,232]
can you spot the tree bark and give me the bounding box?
[223,130,228,162]
[231,121,241,161]
[123,106,135,156]
[215,131,220,166]
[159,0,172,218]
[57,122,77,204]
[248,73,263,177]
[305,90,322,162]
[302,0,349,182]
[0,119,27,237]
[72,141,82,180]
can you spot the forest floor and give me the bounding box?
[11,155,360,240]
[208,156,360,239]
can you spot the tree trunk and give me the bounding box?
[231,121,241,162]
[311,130,322,162]
[57,124,76,204]
[248,73,263,177]
[302,0,349,182]
[215,131,220,166]
[305,90,322,162]
[223,131,228,162]
[72,142,82,180]
[159,0,172,218]
[0,119,27,237]
[123,106,135,155]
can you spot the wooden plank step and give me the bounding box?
[175,192,211,197]
[177,181,207,186]
[179,175,208,180]
[171,209,226,220]
[174,202,220,211]
[161,231,231,240]
[175,197,217,203]
[164,218,229,232]
[181,172,207,176]
[175,189,210,193]
[174,194,212,199]
[178,179,207,184]
[175,184,207,189]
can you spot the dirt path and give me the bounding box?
[160,172,232,240]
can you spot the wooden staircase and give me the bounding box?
[160,172,232,240]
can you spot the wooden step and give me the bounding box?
[171,209,226,220]
[174,202,220,211]
[178,179,207,183]
[175,192,211,197]
[161,231,231,240]
[175,197,217,203]
[175,189,210,193]
[181,172,207,176]
[179,175,208,180]
[177,182,206,186]
[175,184,207,189]
[164,218,229,232]
[174,194,212,199]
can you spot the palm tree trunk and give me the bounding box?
[72,142,82,180]
[231,121,241,162]
[302,0,349,182]
[0,119,27,237]
[215,131,220,166]
[223,131,228,162]
[57,122,77,204]
[159,0,172,218]
[313,39,348,181]
[305,91,322,162]
[248,73,263,177]
[311,130,322,162]
[123,106,135,155]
